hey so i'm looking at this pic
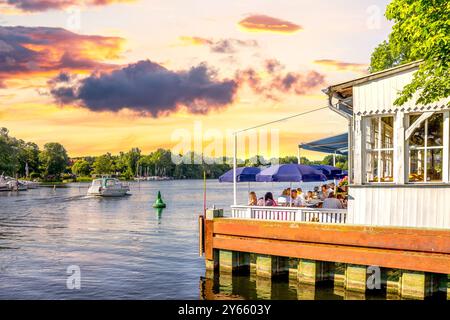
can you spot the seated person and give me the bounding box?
[322,192,344,209]
[329,182,336,193]
[290,189,305,207]
[256,197,265,206]
[306,191,314,201]
[277,188,290,206]
[248,191,258,206]
[264,192,277,206]
[336,194,348,209]
[319,184,331,201]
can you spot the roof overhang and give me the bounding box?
[322,60,423,120]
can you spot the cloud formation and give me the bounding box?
[314,59,368,74]
[238,15,302,34]
[236,59,325,100]
[50,60,238,117]
[0,0,133,12]
[178,36,258,54]
[48,58,323,117]
[0,26,123,86]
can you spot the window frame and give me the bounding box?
[364,115,395,184]
[406,111,447,183]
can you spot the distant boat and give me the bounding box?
[19,180,40,189]
[0,175,28,191]
[87,177,130,197]
[0,177,8,192]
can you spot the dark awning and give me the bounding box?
[299,133,348,155]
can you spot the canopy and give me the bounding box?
[311,165,345,179]
[255,164,327,183]
[218,167,261,183]
[299,133,348,155]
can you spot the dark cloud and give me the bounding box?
[238,15,302,34]
[178,36,258,54]
[0,26,123,85]
[0,0,133,12]
[50,60,238,117]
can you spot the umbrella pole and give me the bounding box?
[289,182,292,207]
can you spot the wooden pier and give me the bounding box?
[199,211,450,300]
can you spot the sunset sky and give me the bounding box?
[0,0,392,159]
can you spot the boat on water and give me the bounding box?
[19,180,40,189]
[87,177,130,197]
[0,175,28,191]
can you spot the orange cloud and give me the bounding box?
[0,0,135,12]
[178,36,213,46]
[238,14,302,34]
[0,26,124,86]
[314,59,369,74]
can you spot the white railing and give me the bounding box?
[230,205,347,224]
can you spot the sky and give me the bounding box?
[0,0,392,160]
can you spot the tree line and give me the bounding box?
[0,127,347,182]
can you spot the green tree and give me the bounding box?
[39,142,69,177]
[16,141,40,177]
[71,159,91,176]
[0,128,17,175]
[92,153,114,175]
[125,148,141,176]
[370,0,450,105]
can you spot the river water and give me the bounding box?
[0,180,437,300]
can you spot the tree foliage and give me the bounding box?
[39,142,69,176]
[370,0,450,105]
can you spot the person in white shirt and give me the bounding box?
[319,184,331,201]
[322,192,344,209]
[290,189,305,207]
[296,188,306,204]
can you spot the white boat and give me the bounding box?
[19,180,40,189]
[6,179,27,191]
[87,177,130,197]
[0,180,8,192]
[0,175,27,191]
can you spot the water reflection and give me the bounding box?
[155,208,164,223]
[200,272,397,300]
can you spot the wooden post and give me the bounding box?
[401,271,433,299]
[298,259,330,285]
[219,250,249,274]
[256,255,288,278]
[345,264,368,293]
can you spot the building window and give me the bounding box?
[365,116,394,183]
[408,113,444,182]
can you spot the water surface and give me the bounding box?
[0,180,437,300]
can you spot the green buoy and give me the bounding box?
[152,191,166,208]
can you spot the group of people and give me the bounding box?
[248,183,348,209]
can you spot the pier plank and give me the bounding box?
[212,219,450,254]
[205,218,450,275]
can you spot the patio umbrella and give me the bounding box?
[311,165,345,180]
[334,171,348,179]
[255,164,327,183]
[218,167,261,183]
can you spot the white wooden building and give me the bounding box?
[325,61,450,229]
